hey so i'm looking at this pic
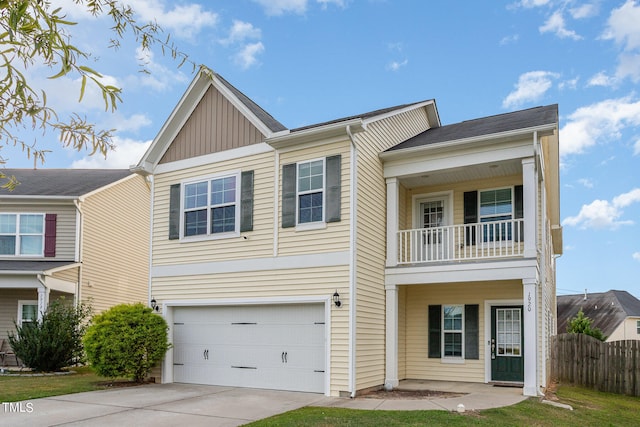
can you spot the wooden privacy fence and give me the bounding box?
[551,333,640,397]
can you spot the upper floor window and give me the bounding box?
[0,214,45,256]
[297,159,325,224]
[479,188,513,223]
[183,174,240,237]
[281,155,342,229]
[637,320,640,335]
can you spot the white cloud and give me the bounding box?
[512,0,551,8]
[317,0,347,9]
[616,53,640,82]
[500,34,520,45]
[569,3,598,19]
[253,0,307,16]
[563,188,640,229]
[633,252,640,261]
[234,42,265,69]
[133,46,189,91]
[502,71,559,108]
[602,0,640,51]
[587,71,617,87]
[70,137,152,169]
[558,76,579,90]
[560,97,640,157]
[127,0,218,39]
[387,59,408,72]
[634,139,640,155]
[539,10,582,40]
[221,20,262,46]
[577,178,594,189]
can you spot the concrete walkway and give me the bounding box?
[0,381,529,426]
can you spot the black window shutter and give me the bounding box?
[282,163,296,228]
[169,184,181,240]
[464,304,479,360]
[44,214,57,257]
[428,305,442,358]
[240,171,254,232]
[463,191,478,245]
[514,185,524,242]
[325,155,341,223]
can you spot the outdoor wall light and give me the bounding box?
[333,290,341,308]
[150,298,159,312]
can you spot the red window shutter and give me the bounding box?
[44,214,57,257]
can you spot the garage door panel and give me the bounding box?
[172,304,326,393]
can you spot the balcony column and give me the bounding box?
[386,177,399,267]
[522,158,537,258]
[36,286,50,322]
[523,277,539,396]
[384,284,399,390]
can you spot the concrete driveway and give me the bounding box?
[0,383,331,427]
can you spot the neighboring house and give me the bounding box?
[557,290,640,342]
[0,169,150,350]
[134,70,562,397]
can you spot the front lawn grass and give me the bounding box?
[247,385,640,427]
[0,366,133,402]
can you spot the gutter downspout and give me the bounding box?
[73,200,84,306]
[346,125,358,398]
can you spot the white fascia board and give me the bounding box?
[379,123,557,162]
[267,119,365,150]
[0,196,77,203]
[162,295,330,307]
[155,143,274,174]
[383,140,534,178]
[137,72,211,172]
[361,100,440,127]
[385,258,539,286]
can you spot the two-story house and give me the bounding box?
[134,70,561,397]
[0,169,150,358]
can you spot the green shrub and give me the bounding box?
[567,308,607,341]
[8,299,92,372]
[83,303,171,382]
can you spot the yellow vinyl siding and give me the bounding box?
[80,175,149,313]
[51,266,79,284]
[353,108,431,391]
[151,264,350,396]
[0,204,76,261]
[403,281,522,382]
[277,140,351,256]
[153,150,275,266]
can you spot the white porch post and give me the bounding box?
[36,286,50,322]
[384,284,399,390]
[522,158,537,258]
[523,277,539,396]
[386,177,399,267]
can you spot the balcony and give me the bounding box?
[396,219,524,265]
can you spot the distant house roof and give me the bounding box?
[386,104,558,152]
[557,290,640,337]
[0,169,131,198]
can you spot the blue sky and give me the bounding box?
[4,0,640,298]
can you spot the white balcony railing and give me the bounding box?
[397,219,524,264]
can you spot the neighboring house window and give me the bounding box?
[18,300,38,326]
[428,304,479,360]
[281,155,342,229]
[168,170,254,240]
[183,174,240,237]
[637,320,640,335]
[0,214,45,256]
[443,305,463,358]
[297,159,325,224]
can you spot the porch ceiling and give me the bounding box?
[398,158,522,189]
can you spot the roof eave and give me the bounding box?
[380,123,557,161]
[267,119,366,149]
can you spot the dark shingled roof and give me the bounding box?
[0,169,132,197]
[387,104,558,152]
[215,73,287,133]
[0,260,77,273]
[557,290,640,337]
[290,101,430,133]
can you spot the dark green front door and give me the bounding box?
[491,306,524,382]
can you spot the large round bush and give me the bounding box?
[84,303,170,382]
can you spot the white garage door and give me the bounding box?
[172,304,326,393]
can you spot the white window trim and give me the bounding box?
[295,157,326,229]
[478,186,515,223]
[180,171,241,241]
[17,300,38,327]
[441,304,464,362]
[0,213,45,257]
[412,191,454,229]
